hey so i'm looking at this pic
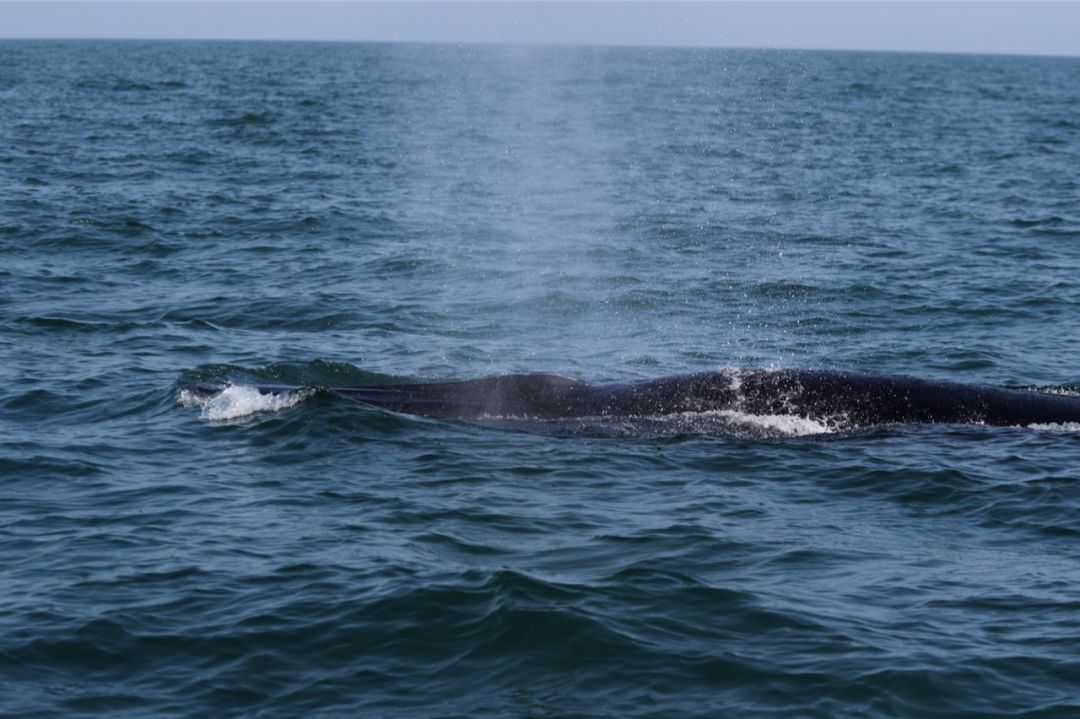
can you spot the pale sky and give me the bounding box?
[2,1,1079,57]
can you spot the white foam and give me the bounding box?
[178,384,311,421]
[1027,422,1080,433]
[670,409,839,438]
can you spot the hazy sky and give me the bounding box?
[2,1,1079,57]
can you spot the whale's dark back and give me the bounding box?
[181,369,1080,429]
[329,369,1080,428]
[333,373,593,419]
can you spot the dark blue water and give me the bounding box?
[3,40,1080,717]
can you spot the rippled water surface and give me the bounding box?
[3,40,1080,717]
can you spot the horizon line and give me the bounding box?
[2,36,1078,61]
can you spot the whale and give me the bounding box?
[182,369,1080,431]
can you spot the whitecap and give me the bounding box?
[1026,422,1080,433]
[178,384,311,421]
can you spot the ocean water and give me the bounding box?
[2,39,1080,717]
